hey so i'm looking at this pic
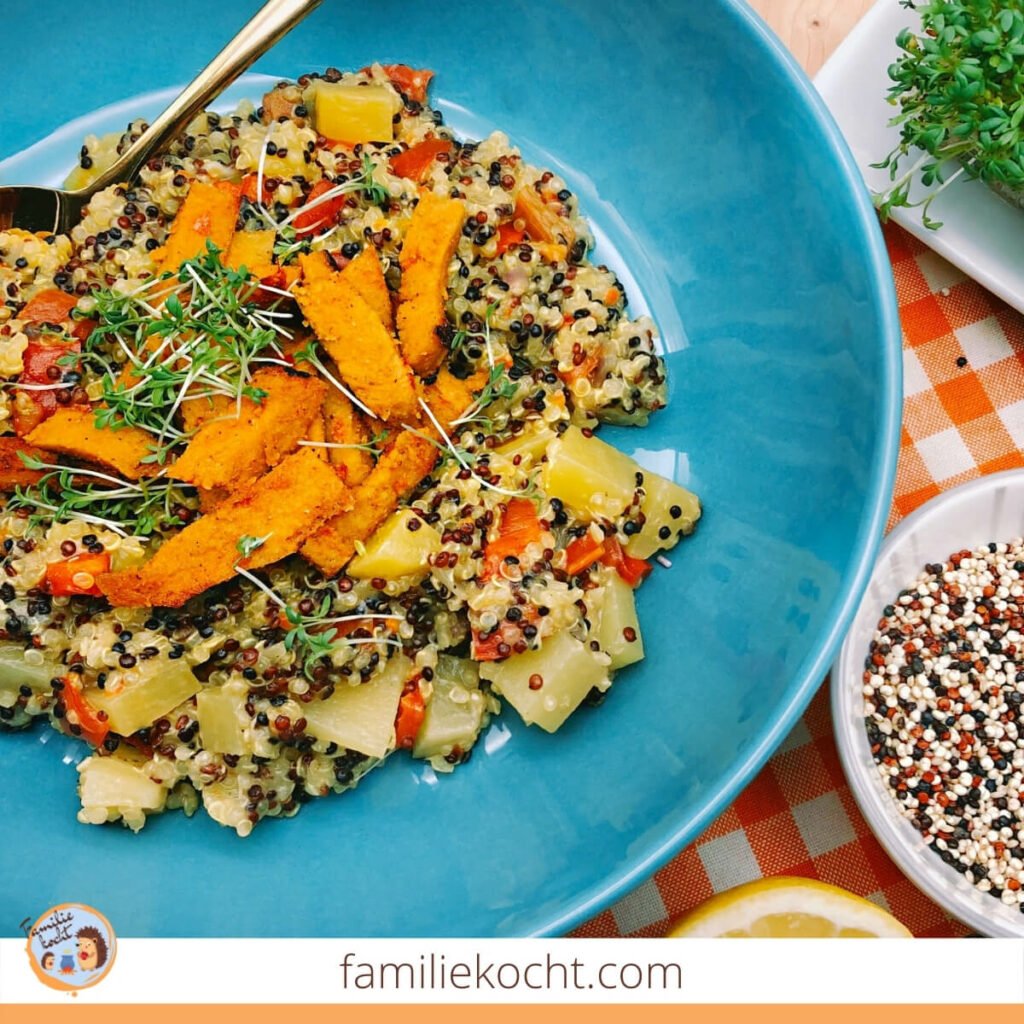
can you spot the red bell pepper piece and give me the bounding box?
[389,138,454,183]
[559,350,602,389]
[600,536,653,588]
[469,618,526,662]
[483,498,544,578]
[394,683,426,749]
[20,288,78,325]
[494,221,526,256]
[11,337,83,436]
[20,288,93,341]
[292,179,346,235]
[564,532,607,576]
[471,603,541,661]
[44,551,111,597]
[240,173,273,206]
[60,677,110,747]
[361,64,434,104]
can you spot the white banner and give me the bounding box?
[1,938,1023,1004]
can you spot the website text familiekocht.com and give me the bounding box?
[339,950,683,994]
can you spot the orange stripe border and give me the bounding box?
[5,1006,1021,1023]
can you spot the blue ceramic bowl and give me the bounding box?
[0,0,900,936]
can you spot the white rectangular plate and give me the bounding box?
[815,0,1024,312]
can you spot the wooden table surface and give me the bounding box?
[748,0,876,75]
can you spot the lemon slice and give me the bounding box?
[666,877,912,938]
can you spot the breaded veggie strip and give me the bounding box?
[301,433,439,575]
[322,387,374,485]
[197,486,231,513]
[99,449,351,608]
[225,228,277,279]
[26,409,157,480]
[0,438,48,490]
[178,392,235,434]
[340,247,393,330]
[156,180,242,273]
[294,252,418,422]
[396,192,465,375]
[170,367,326,492]
[418,366,487,428]
[304,409,328,463]
[301,367,487,575]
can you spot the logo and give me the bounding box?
[23,903,117,992]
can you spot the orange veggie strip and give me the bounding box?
[60,677,110,747]
[300,432,439,576]
[494,221,525,255]
[26,408,157,481]
[44,551,111,597]
[20,289,80,327]
[225,229,277,279]
[389,138,454,183]
[100,449,351,608]
[601,536,653,588]
[294,251,419,422]
[361,64,434,103]
[396,192,466,375]
[292,179,346,235]
[394,684,426,749]
[483,498,543,577]
[0,437,48,490]
[564,533,606,576]
[156,179,242,273]
[340,247,393,331]
[513,187,575,249]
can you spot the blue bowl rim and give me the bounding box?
[0,1,903,937]
[532,0,903,935]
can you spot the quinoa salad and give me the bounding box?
[0,64,700,836]
[863,540,1024,915]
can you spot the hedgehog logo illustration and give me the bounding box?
[75,925,109,972]
[24,904,117,992]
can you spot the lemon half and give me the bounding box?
[666,877,912,938]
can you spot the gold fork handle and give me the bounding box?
[75,0,323,198]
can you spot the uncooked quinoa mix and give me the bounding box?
[0,65,700,835]
[864,540,1024,915]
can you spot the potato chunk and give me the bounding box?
[413,656,486,761]
[196,680,249,755]
[592,572,644,670]
[302,654,413,758]
[86,658,201,736]
[348,509,441,580]
[626,471,701,559]
[305,81,395,143]
[480,631,610,733]
[540,425,639,520]
[77,753,167,831]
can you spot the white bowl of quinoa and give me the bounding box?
[833,469,1024,937]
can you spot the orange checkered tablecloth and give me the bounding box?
[574,220,1024,939]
